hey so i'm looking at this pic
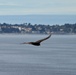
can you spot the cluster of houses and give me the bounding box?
[0,23,76,34]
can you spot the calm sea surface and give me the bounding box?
[0,15,76,25]
[0,34,76,75]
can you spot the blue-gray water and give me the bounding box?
[0,15,76,25]
[0,34,76,75]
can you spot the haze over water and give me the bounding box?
[0,34,76,75]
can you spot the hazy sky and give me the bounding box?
[0,0,76,15]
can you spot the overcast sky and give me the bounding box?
[0,0,76,15]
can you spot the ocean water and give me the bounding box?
[0,15,76,25]
[0,34,76,75]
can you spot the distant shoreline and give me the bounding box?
[0,33,76,35]
[0,23,76,34]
